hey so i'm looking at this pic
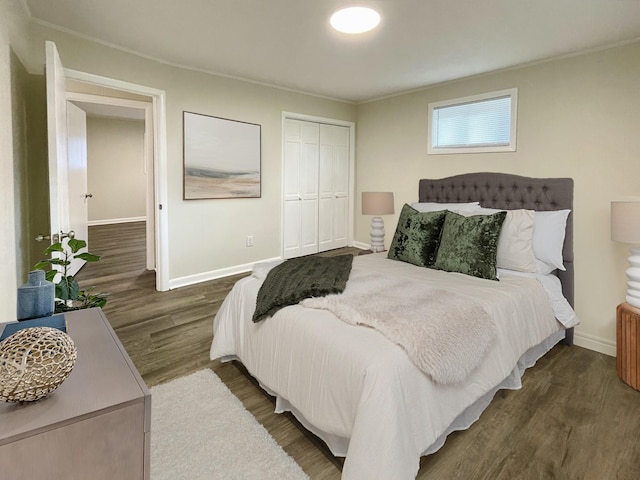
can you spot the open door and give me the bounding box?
[66,102,89,260]
[46,41,87,276]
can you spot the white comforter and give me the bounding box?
[210,253,566,479]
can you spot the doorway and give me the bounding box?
[67,90,153,269]
[62,70,169,291]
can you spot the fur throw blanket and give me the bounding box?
[253,254,354,323]
[302,269,496,384]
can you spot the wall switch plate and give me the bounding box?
[246,235,254,247]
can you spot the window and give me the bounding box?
[428,88,518,154]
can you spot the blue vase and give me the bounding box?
[17,270,55,321]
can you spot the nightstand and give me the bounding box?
[616,302,640,391]
[0,308,150,479]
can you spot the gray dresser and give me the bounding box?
[0,308,151,479]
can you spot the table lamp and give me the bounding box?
[611,201,640,308]
[362,192,394,253]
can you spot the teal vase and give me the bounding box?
[17,270,55,321]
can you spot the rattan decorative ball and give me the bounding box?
[0,327,77,402]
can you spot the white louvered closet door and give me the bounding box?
[283,120,350,258]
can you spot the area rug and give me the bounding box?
[150,368,309,480]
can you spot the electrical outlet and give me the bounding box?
[246,235,254,247]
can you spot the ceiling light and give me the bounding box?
[330,6,381,34]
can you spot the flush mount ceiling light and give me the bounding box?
[330,6,381,34]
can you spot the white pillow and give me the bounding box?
[463,207,537,273]
[410,201,479,213]
[497,268,579,328]
[532,209,570,274]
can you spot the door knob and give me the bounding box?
[51,231,75,243]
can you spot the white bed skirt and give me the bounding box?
[221,329,565,461]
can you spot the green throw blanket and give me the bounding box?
[252,254,354,323]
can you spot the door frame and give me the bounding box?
[64,68,170,292]
[66,91,155,271]
[281,112,355,258]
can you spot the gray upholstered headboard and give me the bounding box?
[419,172,574,344]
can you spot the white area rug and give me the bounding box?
[150,369,309,480]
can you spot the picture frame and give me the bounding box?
[183,111,261,199]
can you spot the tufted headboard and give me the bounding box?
[419,172,574,344]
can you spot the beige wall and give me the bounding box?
[11,49,29,283]
[355,41,640,353]
[1,0,30,322]
[24,74,50,272]
[86,116,146,223]
[25,22,357,282]
[3,2,636,352]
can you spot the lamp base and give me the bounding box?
[369,217,386,253]
[626,247,640,308]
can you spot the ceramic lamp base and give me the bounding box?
[626,247,640,308]
[369,216,386,253]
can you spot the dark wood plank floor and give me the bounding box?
[76,222,640,480]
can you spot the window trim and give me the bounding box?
[427,88,518,155]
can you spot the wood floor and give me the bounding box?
[76,222,640,480]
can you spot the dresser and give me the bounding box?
[0,308,151,479]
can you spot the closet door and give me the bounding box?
[318,124,350,252]
[283,120,319,259]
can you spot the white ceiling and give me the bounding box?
[25,0,640,103]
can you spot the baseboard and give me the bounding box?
[89,216,146,226]
[352,240,370,250]
[574,331,616,357]
[169,256,282,290]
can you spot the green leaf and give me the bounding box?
[75,252,101,262]
[92,297,107,308]
[56,276,79,301]
[34,256,69,270]
[55,282,69,301]
[68,238,87,254]
[43,243,64,255]
[48,258,70,267]
[45,270,57,282]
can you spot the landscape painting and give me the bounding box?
[183,111,261,199]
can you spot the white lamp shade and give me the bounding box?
[611,201,640,244]
[362,192,394,216]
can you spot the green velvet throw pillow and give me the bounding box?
[388,204,418,261]
[388,204,447,267]
[433,211,507,280]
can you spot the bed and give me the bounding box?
[210,172,578,479]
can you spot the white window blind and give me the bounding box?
[428,88,517,154]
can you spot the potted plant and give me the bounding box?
[34,238,108,313]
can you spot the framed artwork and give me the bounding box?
[183,111,261,199]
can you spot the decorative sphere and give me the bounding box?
[0,327,77,402]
